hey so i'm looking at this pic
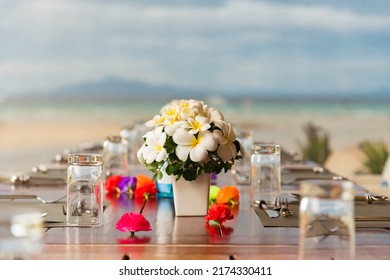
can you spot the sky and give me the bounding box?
[0,0,389,98]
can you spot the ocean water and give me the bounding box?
[1,98,389,173]
[1,98,389,145]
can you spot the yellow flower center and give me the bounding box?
[155,144,163,153]
[191,134,202,147]
[188,119,202,131]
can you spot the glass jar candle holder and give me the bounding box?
[66,153,104,226]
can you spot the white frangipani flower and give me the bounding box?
[138,99,244,181]
[209,107,225,122]
[145,114,165,128]
[163,116,182,136]
[161,104,180,121]
[182,115,211,134]
[172,128,217,162]
[142,132,168,164]
[137,144,146,164]
[213,121,237,161]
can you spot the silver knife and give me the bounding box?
[259,200,279,218]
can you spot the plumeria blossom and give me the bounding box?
[182,115,211,134]
[137,99,244,181]
[145,114,165,129]
[161,103,181,121]
[213,121,238,162]
[208,107,225,122]
[163,117,182,136]
[173,128,217,162]
[142,131,168,164]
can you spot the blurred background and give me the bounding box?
[1,0,389,179]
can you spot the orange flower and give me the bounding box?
[216,186,239,205]
[134,174,157,199]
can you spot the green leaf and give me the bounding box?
[298,122,331,165]
[183,168,197,181]
[358,140,389,174]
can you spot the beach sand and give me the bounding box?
[0,115,388,196]
[0,121,121,174]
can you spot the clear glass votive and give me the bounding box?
[232,130,253,185]
[66,153,104,226]
[298,179,355,260]
[102,135,129,178]
[250,143,281,208]
[120,124,139,164]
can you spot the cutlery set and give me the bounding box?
[290,192,389,204]
[259,198,293,218]
[9,164,67,186]
[258,192,390,222]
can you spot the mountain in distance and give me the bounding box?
[55,76,202,100]
[5,76,390,103]
[6,76,207,104]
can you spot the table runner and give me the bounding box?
[255,201,390,228]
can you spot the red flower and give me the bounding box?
[116,212,152,233]
[104,175,123,195]
[216,186,239,205]
[134,174,157,199]
[205,204,234,226]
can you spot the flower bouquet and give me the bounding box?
[137,99,245,181]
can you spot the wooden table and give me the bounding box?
[2,166,390,260]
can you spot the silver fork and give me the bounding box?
[280,198,293,217]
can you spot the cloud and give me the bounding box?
[0,0,389,95]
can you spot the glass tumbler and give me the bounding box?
[250,144,281,208]
[102,135,129,178]
[232,130,253,185]
[66,154,103,226]
[298,179,355,260]
[120,124,138,164]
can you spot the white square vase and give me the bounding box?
[171,172,211,216]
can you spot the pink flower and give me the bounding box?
[116,212,152,233]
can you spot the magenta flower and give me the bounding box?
[116,212,152,236]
